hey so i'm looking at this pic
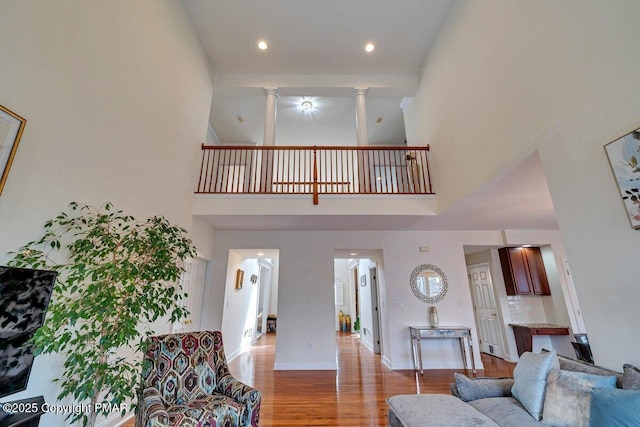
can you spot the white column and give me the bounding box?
[263,88,278,146]
[355,88,368,146]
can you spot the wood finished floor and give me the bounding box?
[125,332,514,426]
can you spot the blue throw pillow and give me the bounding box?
[590,387,640,427]
[543,369,617,427]
[511,350,559,420]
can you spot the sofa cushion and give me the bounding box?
[558,354,623,388]
[468,397,545,427]
[622,363,640,390]
[387,394,499,426]
[454,373,514,402]
[511,350,559,420]
[590,387,640,427]
[542,369,617,427]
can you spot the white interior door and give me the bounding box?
[173,257,208,333]
[468,263,504,358]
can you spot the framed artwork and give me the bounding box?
[604,128,640,229]
[360,274,367,287]
[235,269,244,289]
[0,105,27,196]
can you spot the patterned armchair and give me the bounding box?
[136,331,261,427]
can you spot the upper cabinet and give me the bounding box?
[498,247,551,296]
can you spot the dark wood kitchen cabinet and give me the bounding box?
[499,247,551,296]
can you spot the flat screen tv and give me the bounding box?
[0,266,56,398]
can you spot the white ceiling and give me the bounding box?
[182,0,453,75]
[182,0,453,147]
[182,1,559,232]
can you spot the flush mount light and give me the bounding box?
[301,100,314,111]
[365,43,375,53]
[257,40,268,50]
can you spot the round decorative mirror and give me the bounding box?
[410,264,448,304]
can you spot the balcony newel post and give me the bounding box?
[313,146,319,205]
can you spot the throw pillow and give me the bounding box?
[454,372,513,402]
[590,387,640,427]
[622,364,640,390]
[510,350,559,420]
[542,369,617,427]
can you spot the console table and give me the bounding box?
[409,326,476,374]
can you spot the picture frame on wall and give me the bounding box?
[235,269,244,290]
[0,104,27,197]
[604,128,640,229]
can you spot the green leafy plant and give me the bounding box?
[8,202,196,427]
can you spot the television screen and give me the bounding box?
[0,266,56,398]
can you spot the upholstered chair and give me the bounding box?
[136,331,261,427]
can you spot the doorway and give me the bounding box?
[467,263,505,359]
[334,252,385,358]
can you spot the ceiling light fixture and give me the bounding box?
[301,100,314,111]
[258,252,264,256]
[257,40,268,50]
[365,43,375,53]
[350,253,357,256]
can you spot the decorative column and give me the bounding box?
[263,88,278,146]
[355,88,370,192]
[262,88,278,192]
[355,88,368,147]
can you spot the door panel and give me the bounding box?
[468,264,504,358]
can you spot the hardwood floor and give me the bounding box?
[124,332,514,426]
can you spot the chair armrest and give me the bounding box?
[452,373,514,402]
[217,375,262,427]
[139,387,169,427]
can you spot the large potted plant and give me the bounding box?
[8,202,196,427]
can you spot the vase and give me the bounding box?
[429,306,439,327]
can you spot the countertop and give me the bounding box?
[509,323,569,330]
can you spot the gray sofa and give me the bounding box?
[387,353,639,427]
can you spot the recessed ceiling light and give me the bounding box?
[258,40,268,50]
[258,252,264,256]
[301,100,314,111]
[350,253,357,256]
[365,43,375,53]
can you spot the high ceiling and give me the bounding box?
[182,1,560,231]
[182,0,453,147]
[182,0,453,76]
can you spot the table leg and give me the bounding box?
[410,332,418,373]
[416,333,424,375]
[468,336,476,374]
[459,337,468,371]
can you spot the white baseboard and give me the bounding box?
[382,356,393,368]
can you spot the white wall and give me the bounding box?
[221,253,260,359]
[203,229,558,371]
[404,0,640,370]
[0,2,213,426]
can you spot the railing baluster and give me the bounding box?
[197,145,432,200]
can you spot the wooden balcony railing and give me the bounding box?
[196,145,433,204]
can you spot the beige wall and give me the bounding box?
[0,2,213,425]
[405,0,640,369]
